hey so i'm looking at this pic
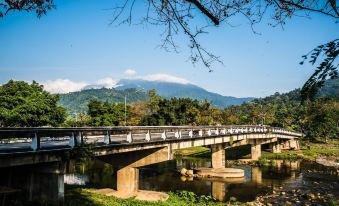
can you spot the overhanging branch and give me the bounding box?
[185,0,220,25]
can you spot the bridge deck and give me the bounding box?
[0,125,301,155]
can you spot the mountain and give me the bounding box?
[115,79,255,108]
[58,88,147,114]
[317,78,339,97]
[58,78,338,114]
[58,79,254,113]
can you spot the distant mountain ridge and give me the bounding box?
[58,79,254,113]
[115,79,255,108]
[58,78,338,114]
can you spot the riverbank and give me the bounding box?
[175,139,339,165]
[64,188,246,206]
[261,139,339,161]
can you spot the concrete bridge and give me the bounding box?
[0,125,301,195]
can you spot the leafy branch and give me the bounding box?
[300,39,339,101]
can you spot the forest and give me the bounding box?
[0,80,338,141]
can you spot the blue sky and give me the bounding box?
[0,0,338,97]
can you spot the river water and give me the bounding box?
[0,157,338,205]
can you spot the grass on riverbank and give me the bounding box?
[175,146,210,158]
[174,139,339,162]
[261,139,339,161]
[64,188,247,206]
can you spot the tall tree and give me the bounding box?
[88,99,125,126]
[0,80,66,127]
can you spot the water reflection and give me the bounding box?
[1,157,333,204]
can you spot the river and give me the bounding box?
[0,157,338,205]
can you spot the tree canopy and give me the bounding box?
[0,80,66,127]
[88,99,125,126]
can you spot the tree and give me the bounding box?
[304,97,339,142]
[0,0,55,17]
[300,39,339,100]
[88,99,125,126]
[0,80,66,127]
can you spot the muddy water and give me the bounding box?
[0,158,338,205]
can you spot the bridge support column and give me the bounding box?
[251,142,261,160]
[272,142,281,153]
[116,167,139,193]
[288,139,299,150]
[211,144,225,169]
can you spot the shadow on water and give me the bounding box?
[0,163,64,206]
[0,157,338,205]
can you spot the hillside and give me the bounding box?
[59,79,255,113]
[116,79,254,108]
[58,78,337,114]
[58,88,147,114]
[317,78,339,97]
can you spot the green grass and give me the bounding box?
[64,188,248,206]
[175,146,211,158]
[261,139,339,161]
[174,140,339,163]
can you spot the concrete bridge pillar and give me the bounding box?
[251,142,261,160]
[116,167,139,193]
[288,139,300,150]
[272,142,281,153]
[211,144,225,169]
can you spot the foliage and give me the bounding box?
[0,80,66,127]
[222,86,338,141]
[261,139,339,161]
[175,146,210,158]
[59,88,147,114]
[174,190,216,204]
[77,81,338,142]
[59,80,254,113]
[63,188,227,206]
[62,114,92,127]
[0,0,55,18]
[300,39,339,100]
[88,99,125,126]
[303,97,339,141]
[141,91,221,126]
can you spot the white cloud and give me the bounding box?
[96,77,117,88]
[141,74,191,84]
[42,79,87,94]
[124,69,137,76]
[40,73,191,94]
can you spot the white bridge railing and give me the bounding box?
[0,125,302,152]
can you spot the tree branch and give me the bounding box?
[185,0,220,25]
